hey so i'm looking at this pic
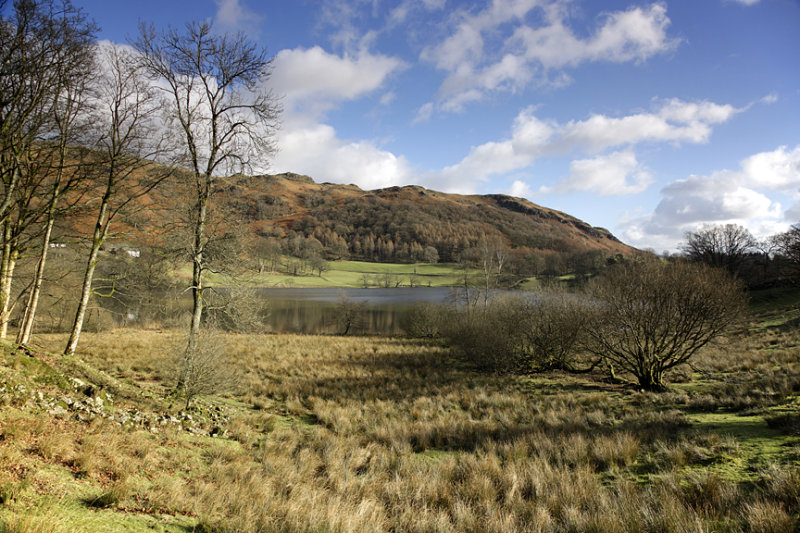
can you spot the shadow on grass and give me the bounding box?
[302,348,485,402]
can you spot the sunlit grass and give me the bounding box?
[2,325,797,531]
[183,259,479,288]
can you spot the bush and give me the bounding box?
[585,261,746,391]
[441,289,592,373]
[335,294,365,335]
[441,298,523,372]
[401,302,443,339]
[204,287,270,333]
[516,287,591,371]
[173,331,239,409]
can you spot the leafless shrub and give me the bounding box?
[440,298,522,372]
[335,294,366,335]
[585,261,746,390]
[401,302,443,339]
[516,286,592,371]
[172,330,239,409]
[441,289,592,373]
[204,286,269,333]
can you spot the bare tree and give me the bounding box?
[14,71,93,344]
[517,286,591,372]
[134,20,280,353]
[171,329,239,410]
[774,224,800,316]
[457,235,508,307]
[0,0,96,339]
[336,293,365,335]
[585,261,745,391]
[61,44,173,355]
[775,223,800,283]
[682,224,756,274]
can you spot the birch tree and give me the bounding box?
[0,0,96,339]
[61,44,172,355]
[134,21,280,352]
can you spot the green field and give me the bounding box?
[206,260,477,288]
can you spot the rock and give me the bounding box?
[48,405,68,417]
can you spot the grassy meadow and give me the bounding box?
[0,305,798,532]
[202,260,475,289]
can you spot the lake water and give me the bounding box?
[107,287,460,335]
[262,287,455,335]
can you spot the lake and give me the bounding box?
[261,287,455,335]
[108,286,460,335]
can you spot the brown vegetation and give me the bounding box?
[585,261,746,391]
[1,324,795,531]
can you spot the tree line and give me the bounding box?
[0,0,280,363]
[681,223,800,289]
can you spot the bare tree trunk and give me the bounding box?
[0,222,11,339]
[64,239,101,356]
[16,216,55,345]
[17,156,67,345]
[0,221,19,340]
[64,200,109,356]
[0,254,18,340]
[188,193,208,354]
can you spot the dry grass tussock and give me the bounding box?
[4,327,798,531]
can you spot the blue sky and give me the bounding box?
[72,0,800,251]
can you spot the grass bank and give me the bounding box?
[0,318,797,531]
[198,260,475,289]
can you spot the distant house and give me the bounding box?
[109,245,140,258]
[48,243,67,248]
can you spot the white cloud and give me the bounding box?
[267,43,409,190]
[654,172,776,226]
[510,108,555,153]
[559,150,653,195]
[439,139,534,187]
[741,145,800,190]
[271,46,405,117]
[379,91,396,105]
[512,3,676,68]
[560,99,740,152]
[423,21,484,71]
[423,1,679,113]
[509,180,532,198]
[619,145,800,250]
[214,0,263,35]
[731,0,760,5]
[413,102,434,124]
[761,93,778,104]
[273,123,413,190]
[786,202,800,222]
[434,98,740,192]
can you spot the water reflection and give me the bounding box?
[264,288,452,335]
[107,287,455,336]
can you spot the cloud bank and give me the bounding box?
[420,1,679,113]
[431,98,741,193]
[621,145,800,250]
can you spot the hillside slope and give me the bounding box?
[217,172,636,267]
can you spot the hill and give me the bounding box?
[213,172,637,274]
